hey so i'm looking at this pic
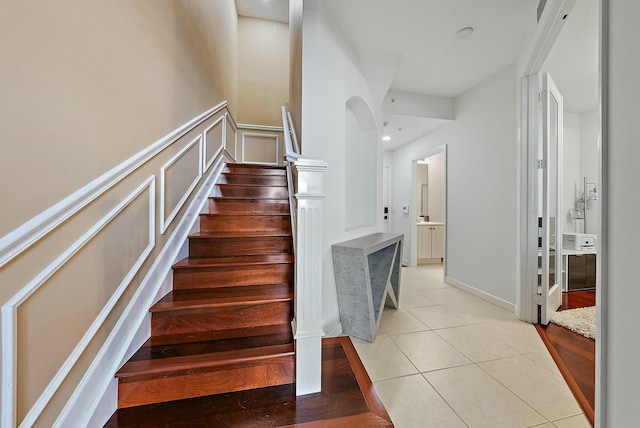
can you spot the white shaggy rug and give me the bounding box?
[550,306,596,340]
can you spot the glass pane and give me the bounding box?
[548,93,559,289]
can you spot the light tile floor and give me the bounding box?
[352,264,591,428]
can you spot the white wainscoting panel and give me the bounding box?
[225,113,237,160]
[2,176,156,428]
[0,102,239,428]
[203,115,225,173]
[160,135,203,234]
[54,153,231,428]
[241,132,280,165]
[0,101,228,269]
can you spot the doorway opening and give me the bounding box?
[410,146,447,278]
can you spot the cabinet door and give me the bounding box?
[568,255,587,290]
[418,227,431,258]
[431,225,444,259]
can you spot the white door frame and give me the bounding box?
[517,0,575,323]
[410,145,447,279]
[518,0,606,426]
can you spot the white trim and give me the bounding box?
[322,318,342,338]
[159,135,203,234]
[237,123,284,132]
[54,154,231,428]
[203,115,226,173]
[3,176,156,428]
[595,1,607,425]
[445,276,517,313]
[0,101,227,269]
[241,132,280,165]
[224,113,238,160]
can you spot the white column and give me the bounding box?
[292,157,327,396]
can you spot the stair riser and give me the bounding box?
[117,356,294,408]
[223,166,286,176]
[173,264,293,289]
[151,302,293,336]
[218,175,287,186]
[214,186,288,199]
[189,237,292,257]
[199,215,291,233]
[207,199,290,214]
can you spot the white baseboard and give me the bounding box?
[54,154,230,428]
[323,317,342,338]
[445,276,517,313]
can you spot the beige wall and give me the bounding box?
[237,17,290,126]
[0,0,238,238]
[0,1,239,425]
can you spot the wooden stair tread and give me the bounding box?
[188,231,291,238]
[173,254,293,269]
[216,183,285,188]
[151,284,293,311]
[148,324,293,347]
[226,163,285,170]
[116,344,294,380]
[129,328,293,362]
[208,195,288,201]
[105,338,392,427]
[200,212,289,217]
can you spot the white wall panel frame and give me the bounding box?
[203,115,226,173]
[2,176,156,428]
[225,113,238,160]
[159,135,203,234]
[0,101,227,269]
[55,153,231,428]
[241,132,280,165]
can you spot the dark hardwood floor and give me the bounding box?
[105,336,393,427]
[536,290,596,426]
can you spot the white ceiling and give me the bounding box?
[323,0,538,149]
[323,0,537,98]
[236,0,289,24]
[236,0,598,148]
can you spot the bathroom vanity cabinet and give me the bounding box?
[418,222,444,262]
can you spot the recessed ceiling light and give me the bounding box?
[382,136,391,141]
[456,26,474,39]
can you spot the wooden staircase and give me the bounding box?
[114,163,295,409]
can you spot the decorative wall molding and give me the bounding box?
[0,101,228,269]
[54,153,232,428]
[237,123,284,132]
[203,115,225,173]
[224,113,238,160]
[160,135,203,234]
[2,176,156,428]
[241,132,280,165]
[0,101,236,428]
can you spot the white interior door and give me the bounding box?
[540,73,563,325]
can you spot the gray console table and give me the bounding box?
[332,233,403,342]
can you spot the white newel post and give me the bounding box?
[292,157,327,396]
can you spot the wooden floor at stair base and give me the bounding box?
[535,290,596,427]
[105,337,393,427]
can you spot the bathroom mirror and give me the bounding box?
[417,162,429,217]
